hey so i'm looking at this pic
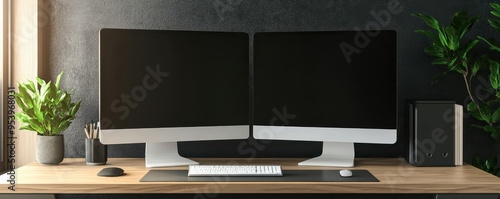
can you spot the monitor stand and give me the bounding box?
[298,142,354,167]
[145,142,199,167]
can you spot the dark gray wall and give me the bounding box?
[45,0,500,164]
[45,0,500,198]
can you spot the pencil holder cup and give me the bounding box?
[85,138,107,165]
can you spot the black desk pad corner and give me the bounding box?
[140,170,379,182]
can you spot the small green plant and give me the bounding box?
[15,72,81,136]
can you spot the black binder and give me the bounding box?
[408,101,456,167]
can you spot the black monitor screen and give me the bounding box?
[254,31,397,129]
[100,29,249,129]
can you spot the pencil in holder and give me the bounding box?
[85,138,107,165]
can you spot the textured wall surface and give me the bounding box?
[44,0,500,198]
[42,0,500,198]
[45,0,500,160]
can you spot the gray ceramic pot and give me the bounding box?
[36,135,64,164]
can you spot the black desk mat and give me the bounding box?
[140,170,379,182]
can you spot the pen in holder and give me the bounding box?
[85,121,107,165]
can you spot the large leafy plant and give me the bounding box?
[413,9,500,140]
[414,3,500,176]
[472,3,500,177]
[15,72,81,136]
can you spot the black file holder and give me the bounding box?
[408,101,456,167]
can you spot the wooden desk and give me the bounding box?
[1,158,499,194]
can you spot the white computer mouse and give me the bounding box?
[339,169,352,178]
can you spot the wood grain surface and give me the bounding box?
[1,158,499,194]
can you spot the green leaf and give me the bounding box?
[19,125,36,132]
[481,109,493,124]
[491,10,500,18]
[472,54,489,75]
[491,3,500,13]
[14,95,28,112]
[424,45,445,58]
[15,112,29,122]
[488,3,500,30]
[451,11,467,29]
[448,57,458,68]
[431,57,448,65]
[39,81,51,101]
[33,98,44,122]
[413,13,440,30]
[33,80,40,100]
[35,77,45,88]
[415,30,438,40]
[54,121,71,135]
[490,19,500,31]
[26,118,45,134]
[467,101,483,121]
[472,157,482,167]
[70,101,81,116]
[26,80,36,92]
[438,27,449,48]
[472,62,480,75]
[460,16,478,39]
[485,158,497,170]
[16,86,31,109]
[55,71,63,89]
[489,61,500,90]
[461,39,478,59]
[471,124,485,129]
[492,109,500,123]
[450,11,478,40]
[18,81,34,98]
[445,26,459,50]
[491,127,500,140]
[478,36,500,53]
[472,157,499,174]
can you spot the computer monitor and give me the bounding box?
[99,29,249,167]
[253,30,397,167]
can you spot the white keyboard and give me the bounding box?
[188,165,283,177]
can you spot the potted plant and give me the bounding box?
[413,3,500,176]
[15,72,81,164]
